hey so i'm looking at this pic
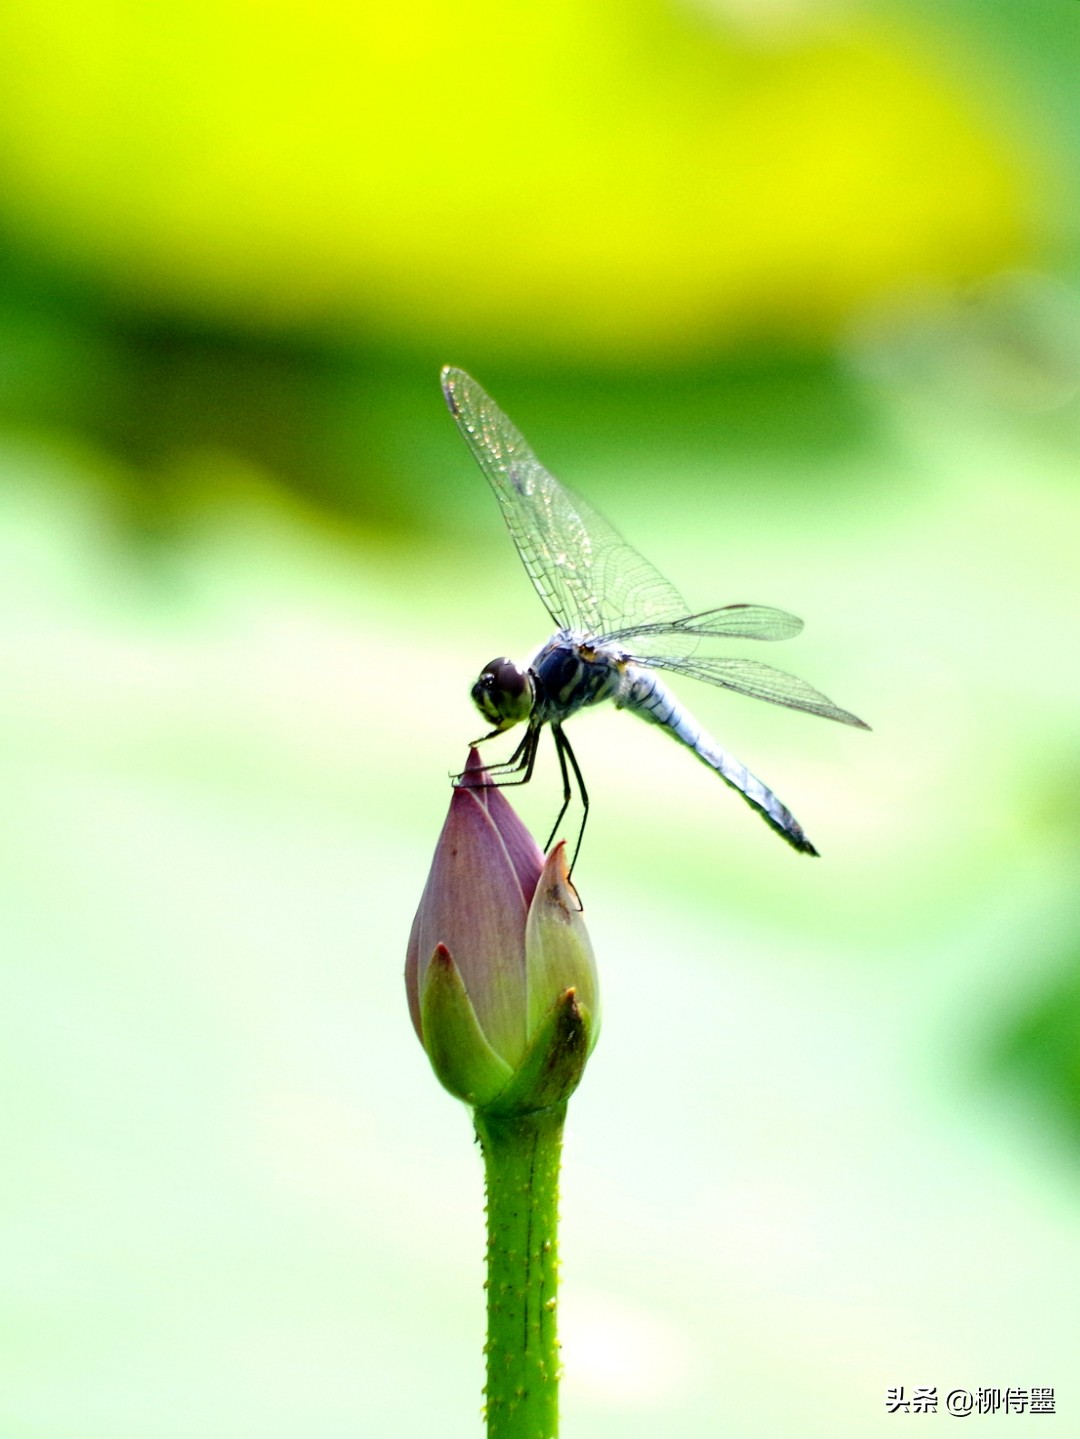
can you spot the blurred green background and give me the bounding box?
[2,1,1079,1435]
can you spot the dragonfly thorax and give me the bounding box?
[529,632,625,724]
[472,657,534,732]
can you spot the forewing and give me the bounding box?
[442,366,689,635]
[604,603,804,650]
[646,655,870,728]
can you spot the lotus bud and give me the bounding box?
[406,749,599,1113]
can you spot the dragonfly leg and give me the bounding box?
[452,725,541,787]
[546,723,589,871]
[452,723,589,879]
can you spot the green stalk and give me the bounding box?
[475,1102,566,1439]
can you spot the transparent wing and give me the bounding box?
[442,366,689,635]
[643,655,870,728]
[603,603,804,648]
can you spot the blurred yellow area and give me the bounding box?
[0,0,1038,358]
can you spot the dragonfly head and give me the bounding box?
[472,657,533,732]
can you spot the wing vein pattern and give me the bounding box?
[639,655,870,727]
[443,366,690,638]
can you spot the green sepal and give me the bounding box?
[420,946,514,1106]
[481,986,593,1118]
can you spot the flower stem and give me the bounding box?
[475,1103,565,1439]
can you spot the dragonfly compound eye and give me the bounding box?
[472,658,532,729]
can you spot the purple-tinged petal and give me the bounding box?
[408,756,543,1067]
[457,748,543,907]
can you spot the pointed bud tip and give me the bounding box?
[456,747,491,790]
[538,842,582,915]
[553,986,589,1033]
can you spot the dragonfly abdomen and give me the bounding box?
[616,665,818,855]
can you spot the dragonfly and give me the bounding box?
[442,365,869,860]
